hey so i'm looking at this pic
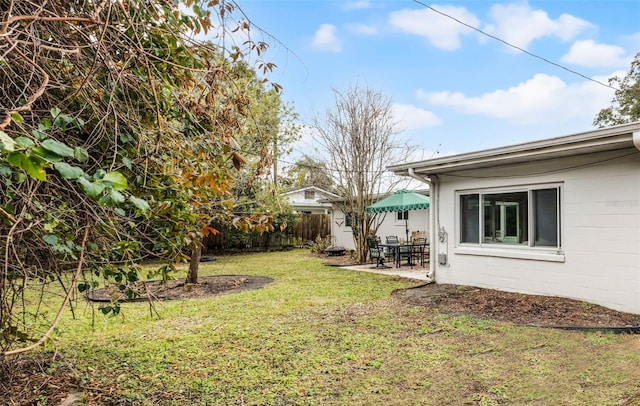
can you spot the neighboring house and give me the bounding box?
[388,122,640,314]
[283,186,339,244]
[328,191,430,250]
[284,186,339,214]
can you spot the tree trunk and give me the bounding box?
[187,244,202,284]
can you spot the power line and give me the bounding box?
[411,0,619,91]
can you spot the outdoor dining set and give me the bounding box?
[367,233,429,269]
[364,189,431,270]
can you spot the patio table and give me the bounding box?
[380,243,412,268]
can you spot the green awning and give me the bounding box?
[365,190,430,213]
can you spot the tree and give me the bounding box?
[593,52,640,127]
[0,0,279,354]
[285,155,334,192]
[311,85,415,263]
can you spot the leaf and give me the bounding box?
[6,152,47,181]
[14,137,34,148]
[129,196,150,212]
[10,112,24,123]
[74,147,89,162]
[43,234,59,245]
[109,189,126,204]
[78,177,106,197]
[50,106,61,118]
[0,131,15,152]
[102,171,127,190]
[41,139,75,157]
[54,162,85,180]
[31,146,63,163]
[122,157,133,169]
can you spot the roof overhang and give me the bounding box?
[389,122,640,177]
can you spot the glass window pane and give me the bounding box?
[534,188,558,247]
[482,192,528,245]
[460,194,480,243]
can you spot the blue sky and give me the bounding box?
[235,0,639,162]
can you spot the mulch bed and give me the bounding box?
[319,252,640,330]
[395,283,640,330]
[85,275,273,302]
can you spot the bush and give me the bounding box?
[309,235,333,254]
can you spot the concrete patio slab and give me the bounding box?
[340,264,431,281]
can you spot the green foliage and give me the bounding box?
[284,155,335,192]
[593,52,640,127]
[0,0,287,351]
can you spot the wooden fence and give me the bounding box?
[202,214,331,252]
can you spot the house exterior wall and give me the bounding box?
[432,148,640,313]
[330,207,429,250]
[285,188,335,214]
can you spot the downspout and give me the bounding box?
[633,131,640,151]
[408,168,436,280]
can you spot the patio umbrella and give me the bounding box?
[365,190,430,242]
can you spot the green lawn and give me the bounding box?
[30,250,640,404]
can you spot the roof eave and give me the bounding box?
[389,122,640,176]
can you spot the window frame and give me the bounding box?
[455,183,563,261]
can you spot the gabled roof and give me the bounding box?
[284,186,340,199]
[388,122,640,177]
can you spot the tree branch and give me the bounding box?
[3,217,91,357]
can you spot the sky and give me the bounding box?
[232,0,639,164]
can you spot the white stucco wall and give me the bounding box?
[285,188,335,214]
[432,149,640,313]
[330,207,429,250]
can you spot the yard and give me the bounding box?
[3,250,640,405]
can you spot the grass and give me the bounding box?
[23,250,640,404]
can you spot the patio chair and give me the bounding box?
[367,236,386,268]
[386,235,411,266]
[409,237,428,268]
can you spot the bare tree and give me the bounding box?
[311,85,415,262]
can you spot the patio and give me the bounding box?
[340,262,431,281]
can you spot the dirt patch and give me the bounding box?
[395,283,640,330]
[85,275,273,302]
[319,252,640,330]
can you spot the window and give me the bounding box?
[345,213,352,227]
[304,190,315,200]
[397,211,409,221]
[459,185,560,249]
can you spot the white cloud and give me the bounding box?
[388,6,479,51]
[483,3,593,50]
[342,1,372,11]
[392,103,442,130]
[312,24,342,52]
[346,23,378,36]
[417,73,616,125]
[562,40,630,68]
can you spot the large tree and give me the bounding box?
[593,52,640,127]
[284,155,334,192]
[0,0,280,354]
[311,85,415,263]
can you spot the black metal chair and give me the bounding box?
[367,236,387,268]
[386,235,411,267]
[410,237,428,268]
